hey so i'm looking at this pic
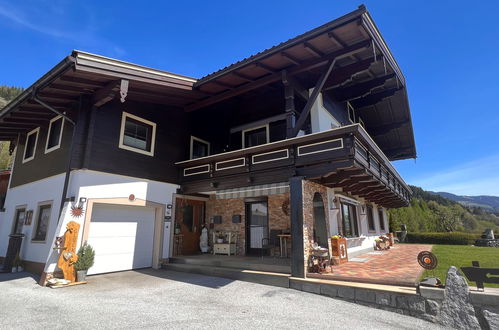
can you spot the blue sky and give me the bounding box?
[1,1,498,196]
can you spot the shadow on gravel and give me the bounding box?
[135,268,235,289]
[0,270,40,283]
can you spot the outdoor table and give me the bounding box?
[278,234,291,257]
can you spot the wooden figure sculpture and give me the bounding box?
[57,221,80,282]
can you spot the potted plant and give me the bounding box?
[74,243,95,282]
[216,232,224,244]
[12,252,23,273]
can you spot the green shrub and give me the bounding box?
[406,232,480,245]
[74,243,95,271]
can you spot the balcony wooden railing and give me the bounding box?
[176,124,411,207]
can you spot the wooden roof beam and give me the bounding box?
[185,39,371,112]
[231,71,255,82]
[255,62,276,73]
[333,73,395,102]
[368,120,410,136]
[350,87,401,108]
[281,52,301,65]
[303,42,323,58]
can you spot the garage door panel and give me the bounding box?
[86,204,156,275]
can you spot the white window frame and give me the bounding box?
[22,127,40,163]
[242,124,269,148]
[190,136,210,159]
[347,101,356,124]
[45,115,64,154]
[118,112,157,157]
[32,200,53,243]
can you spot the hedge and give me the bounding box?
[406,232,481,245]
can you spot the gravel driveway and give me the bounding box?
[0,269,443,329]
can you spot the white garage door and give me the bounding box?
[86,204,156,275]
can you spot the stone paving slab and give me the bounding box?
[309,244,432,287]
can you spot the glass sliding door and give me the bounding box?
[245,201,268,255]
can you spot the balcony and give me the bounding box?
[175,124,411,208]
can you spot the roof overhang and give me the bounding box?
[184,5,416,160]
[0,51,201,141]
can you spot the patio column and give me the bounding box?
[290,176,305,278]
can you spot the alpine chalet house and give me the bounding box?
[0,6,415,285]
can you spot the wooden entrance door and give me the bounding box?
[245,201,269,255]
[175,198,205,255]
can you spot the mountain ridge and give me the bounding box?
[432,191,499,213]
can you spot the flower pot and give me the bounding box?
[76,270,88,282]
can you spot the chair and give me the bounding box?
[261,229,282,259]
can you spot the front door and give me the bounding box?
[175,198,205,255]
[245,201,269,255]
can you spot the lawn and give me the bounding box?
[422,245,499,288]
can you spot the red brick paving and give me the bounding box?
[308,244,433,287]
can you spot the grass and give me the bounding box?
[421,245,499,288]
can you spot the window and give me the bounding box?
[367,205,376,232]
[378,208,386,231]
[119,112,156,156]
[347,102,355,124]
[45,116,64,153]
[340,202,359,237]
[242,125,269,148]
[190,136,210,159]
[23,127,39,163]
[33,203,51,241]
[12,207,26,234]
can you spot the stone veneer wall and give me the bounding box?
[205,193,290,256]
[302,180,333,272]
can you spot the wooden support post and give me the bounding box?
[292,58,337,137]
[290,176,305,278]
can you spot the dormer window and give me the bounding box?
[242,124,269,148]
[119,112,156,156]
[45,116,64,153]
[23,127,39,163]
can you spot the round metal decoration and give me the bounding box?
[70,206,84,218]
[417,251,438,270]
[129,194,136,201]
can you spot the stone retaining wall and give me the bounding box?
[290,272,499,330]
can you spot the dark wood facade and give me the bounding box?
[0,6,416,209]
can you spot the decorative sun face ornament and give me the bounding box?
[417,251,438,270]
[70,197,87,218]
[70,205,84,218]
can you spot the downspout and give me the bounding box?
[32,92,78,220]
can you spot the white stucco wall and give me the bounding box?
[0,173,65,263]
[0,169,178,272]
[310,93,341,133]
[43,169,179,273]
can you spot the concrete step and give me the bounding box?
[163,263,290,288]
[169,257,290,274]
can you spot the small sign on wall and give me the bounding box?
[232,215,241,223]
